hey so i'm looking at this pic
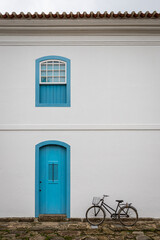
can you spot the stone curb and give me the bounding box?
[0,217,159,222]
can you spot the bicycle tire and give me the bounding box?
[86,206,105,226]
[118,205,138,226]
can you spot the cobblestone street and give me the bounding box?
[0,219,160,240]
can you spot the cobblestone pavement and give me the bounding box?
[0,219,160,240]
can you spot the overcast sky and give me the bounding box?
[0,0,160,14]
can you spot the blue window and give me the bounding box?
[35,56,71,107]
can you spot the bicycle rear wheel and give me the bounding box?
[118,205,138,226]
[86,206,105,226]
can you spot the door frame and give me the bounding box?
[35,140,70,218]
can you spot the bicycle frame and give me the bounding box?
[99,199,127,218]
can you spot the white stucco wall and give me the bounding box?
[0,131,160,217]
[0,35,160,218]
[0,36,160,124]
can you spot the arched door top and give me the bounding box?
[36,140,70,150]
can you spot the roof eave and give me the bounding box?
[0,18,160,36]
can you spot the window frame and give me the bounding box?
[35,55,71,107]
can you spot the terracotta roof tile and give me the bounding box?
[0,11,160,19]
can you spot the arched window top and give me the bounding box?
[35,56,71,107]
[36,55,70,63]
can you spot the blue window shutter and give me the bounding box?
[35,56,71,107]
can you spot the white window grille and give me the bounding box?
[40,60,66,84]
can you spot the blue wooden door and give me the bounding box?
[39,145,66,214]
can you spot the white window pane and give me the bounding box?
[60,71,65,77]
[54,71,59,77]
[41,77,46,82]
[41,71,46,76]
[60,64,65,70]
[47,77,52,82]
[60,77,65,82]
[47,64,52,70]
[54,77,59,82]
[53,65,59,70]
[41,64,46,70]
[47,71,52,76]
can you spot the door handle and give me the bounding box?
[39,189,42,192]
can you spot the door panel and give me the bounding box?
[39,145,66,214]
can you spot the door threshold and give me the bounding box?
[39,214,67,222]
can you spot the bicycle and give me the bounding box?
[86,195,138,226]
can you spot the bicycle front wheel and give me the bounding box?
[86,206,105,226]
[118,206,138,226]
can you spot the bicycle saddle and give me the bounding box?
[116,200,123,203]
